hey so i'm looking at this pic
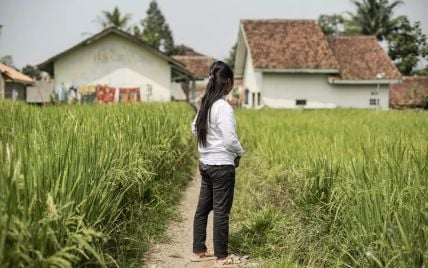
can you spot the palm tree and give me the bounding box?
[347,0,403,40]
[96,6,132,31]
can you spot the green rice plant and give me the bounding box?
[0,101,196,267]
[231,109,428,267]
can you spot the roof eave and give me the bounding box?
[329,79,402,85]
[257,68,340,74]
[37,27,189,76]
[234,22,251,77]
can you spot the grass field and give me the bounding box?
[1,102,427,267]
[0,101,196,267]
[230,109,428,267]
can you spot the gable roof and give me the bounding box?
[172,54,214,79]
[0,63,34,84]
[37,27,192,77]
[240,19,339,71]
[328,36,401,81]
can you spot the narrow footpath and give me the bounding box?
[142,169,215,268]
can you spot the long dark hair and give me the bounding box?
[196,61,234,147]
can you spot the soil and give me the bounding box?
[142,169,215,268]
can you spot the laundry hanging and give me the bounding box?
[79,85,96,95]
[96,85,116,104]
[119,87,141,103]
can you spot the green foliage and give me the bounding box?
[318,14,345,36]
[347,0,403,40]
[225,42,237,70]
[412,66,428,76]
[21,64,42,80]
[387,17,428,75]
[96,6,132,31]
[0,102,196,267]
[231,109,428,267]
[139,0,175,55]
[0,55,16,69]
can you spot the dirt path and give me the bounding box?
[142,168,215,268]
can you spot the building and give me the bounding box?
[0,63,34,101]
[172,46,214,105]
[234,19,402,109]
[37,27,192,103]
[390,76,428,109]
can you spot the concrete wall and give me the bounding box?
[54,33,172,102]
[0,75,4,99]
[262,73,389,109]
[4,82,26,101]
[242,52,262,108]
[26,80,55,103]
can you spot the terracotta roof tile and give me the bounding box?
[328,36,401,80]
[241,19,339,70]
[173,55,214,79]
[0,63,34,84]
[390,76,428,108]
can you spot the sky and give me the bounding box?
[0,0,427,68]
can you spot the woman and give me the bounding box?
[191,61,244,267]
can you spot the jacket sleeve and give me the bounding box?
[217,102,244,156]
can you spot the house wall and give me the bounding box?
[0,75,4,99]
[26,80,55,103]
[54,34,172,102]
[242,52,262,108]
[261,73,389,109]
[4,82,26,101]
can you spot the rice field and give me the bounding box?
[0,101,196,267]
[1,102,427,267]
[231,109,428,267]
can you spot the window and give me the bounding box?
[146,84,152,101]
[370,98,379,106]
[371,91,378,96]
[244,89,249,105]
[296,99,307,106]
[252,92,256,107]
[257,92,261,106]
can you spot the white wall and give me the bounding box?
[242,52,263,108]
[0,75,4,99]
[262,73,389,109]
[54,34,172,102]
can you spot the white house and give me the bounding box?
[37,27,192,102]
[234,19,402,109]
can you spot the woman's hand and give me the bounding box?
[234,156,241,168]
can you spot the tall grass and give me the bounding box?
[0,101,196,267]
[230,109,428,267]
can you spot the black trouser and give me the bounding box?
[193,162,235,258]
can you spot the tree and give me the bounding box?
[22,65,42,80]
[318,14,346,36]
[96,6,132,31]
[412,66,428,76]
[139,0,175,55]
[347,0,403,40]
[387,17,428,75]
[225,42,237,70]
[0,55,16,69]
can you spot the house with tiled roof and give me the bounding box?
[0,63,34,101]
[37,27,192,103]
[234,19,402,109]
[390,76,428,109]
[172,47,215,105]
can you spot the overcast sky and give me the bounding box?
[0,0,427,68]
